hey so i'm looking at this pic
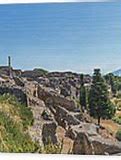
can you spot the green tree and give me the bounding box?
[105,73,117,96]
[80,74,87,112]
[89,69,116,126]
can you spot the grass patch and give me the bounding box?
[0,94,41,153]
[116,129,121,141]
[43,138,63,154]
[112,116,121,125]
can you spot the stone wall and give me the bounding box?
[42,122,58,145]
[72,126,121,155]
[37,85,77,112]
[0,86,27,105]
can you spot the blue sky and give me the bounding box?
[0,2,121,74]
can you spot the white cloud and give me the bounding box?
[0,0,112,4]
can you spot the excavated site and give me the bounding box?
[0,67,121,155]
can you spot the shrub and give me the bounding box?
[33,68,48,75]
[116,129,121,141]
[43,138,63,154]
[113,116,121,125]
[117,93,121,99]
[117,102,121,111]
[0,94,34,129]
[0,111,41,152]
[0,94,41,153]
[113,98,121,111]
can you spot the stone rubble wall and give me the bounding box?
[1,78,121,155]
[0,85,27,105]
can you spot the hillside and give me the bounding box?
[0,94,40,153]
[0,67,121,155]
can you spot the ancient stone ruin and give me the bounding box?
[0,66,121,155]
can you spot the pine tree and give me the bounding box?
[105,73,117,96]
[80,74,87,112]
[88,69,116,126]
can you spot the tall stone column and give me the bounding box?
[8,56,13,78]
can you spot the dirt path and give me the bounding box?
[101,119,120,135]
[116,111,121,116]
[92,110,121,136]
[28,95,46,145]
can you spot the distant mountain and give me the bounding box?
[113,69,121,77]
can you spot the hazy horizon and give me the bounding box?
[0,2,121,74]
[0,58,120,75]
